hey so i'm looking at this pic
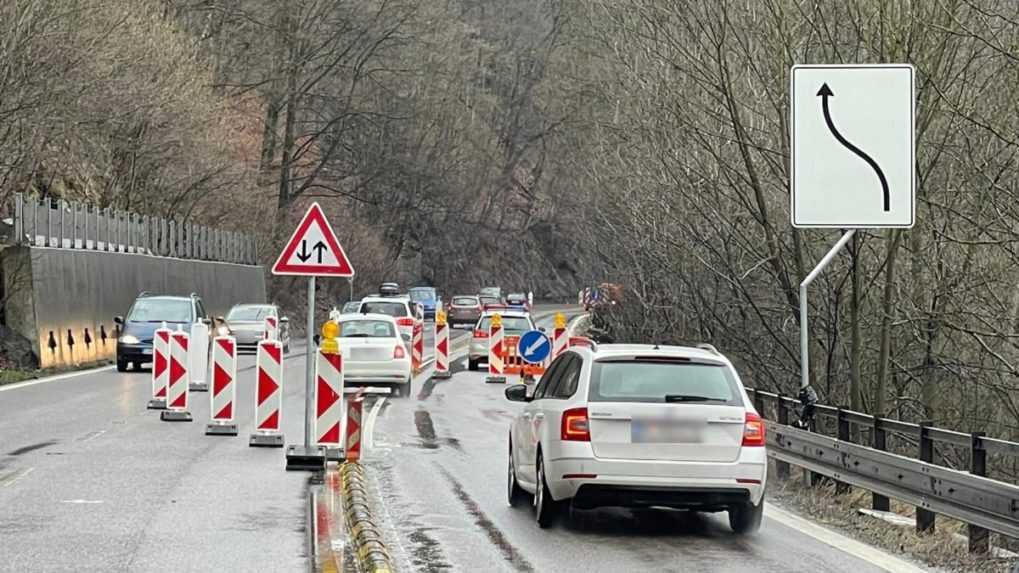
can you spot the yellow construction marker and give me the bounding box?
[320,320,340,355]
[491,312,502,327]
[436,309,447,326]
[554,312,566,329]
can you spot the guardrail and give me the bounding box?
[746,388,1019,554]
[8,193,256,265]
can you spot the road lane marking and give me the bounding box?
[0,467,35,487]
[0,365,115,393]
[364,397,386,451]
[764,504,929,573]
[76,430,107,442]
[59,499,104,504]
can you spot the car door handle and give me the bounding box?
[534,413,545,420]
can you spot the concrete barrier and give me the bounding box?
[2,246,266,368]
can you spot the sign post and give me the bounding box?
[272,203,355,471]
[790,64,915,390]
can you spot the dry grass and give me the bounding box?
[768,463,1015,572]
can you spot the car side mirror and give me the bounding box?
[313,334,321,346]
[201,317,212,326]
[505,385,530,403]
[280,316,289,323]
[539,327,546,333]
[113,315,124,325]
[216,315,225,323]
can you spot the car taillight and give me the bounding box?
[473,330,488,339]
[561,407,590,441]
[396,317,414,327]
[393,345,406,359]
[742,412,765,447]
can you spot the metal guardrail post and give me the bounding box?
[14,192,24,244]
[917,422,936,533]
[776,394,791,479]
[969,432,989,553]
[753,391,765,417]
[836,408,851,494]
[871,417,891,511]
[59,199,66,248]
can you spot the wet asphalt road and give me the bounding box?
[0,342,320,573]
[365,311,930,573]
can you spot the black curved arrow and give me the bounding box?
[817,83,890,212]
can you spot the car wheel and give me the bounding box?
[132,361,144,372]
[507,441,529,508]
[534,452,562,528]
[401,378,412,398]
[116,360,128,373]
[729,498,764,534]
[468,359,478,371]
[284,343,290,354]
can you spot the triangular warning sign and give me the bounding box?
[272,203,355,277]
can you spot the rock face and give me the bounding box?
[0,324,38,370]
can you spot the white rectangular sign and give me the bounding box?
[791,64,915,228]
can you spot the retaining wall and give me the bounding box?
[2,246,266,368]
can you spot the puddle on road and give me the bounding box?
[439,467,535,573]
[7,440,57,456]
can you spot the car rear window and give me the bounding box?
[409,288,435,301]
[227,306,272,321]
[588,360,742,405]
[360,302,408,317]
[477,316,532,334]
[339,320,396,338]
[128,298,192,322]
[452,297,477,306]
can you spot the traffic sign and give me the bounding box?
[272,203,355,276]
[791,64,915,228]
[517,330,551,364]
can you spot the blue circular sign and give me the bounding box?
[517,330,551,364]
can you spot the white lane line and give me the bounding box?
[364,397,386,450]
[59,499,104,504]
[0,365,115,393]
[0,467,35,488]
[764,504,929,573]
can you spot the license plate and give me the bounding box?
[631,420,703,443]
[142,348,153,355]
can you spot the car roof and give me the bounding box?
[479,310,531,319]
[453,294,478,298]
[139,295,191,301]
[232,303,273,308]
[581,343,730,364]
[338,313,397,323]
[360,296,410,303]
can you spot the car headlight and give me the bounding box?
[119,335,140,344]
[217,326,231,337]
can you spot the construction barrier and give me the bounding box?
[160,329,192,422]
[411,321,423,372]
[205,336,238,436]
[569,336,596,349]
[147,324,171,410]
[264,315,279,341]
[188,321,210,392]
[486,313,505,383]
[551,312,568,361]
[345,389,365,462]
[434,310,450,379]
[250,339,284,447]
[315,348,343,457]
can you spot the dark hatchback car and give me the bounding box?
[114,293,211,372]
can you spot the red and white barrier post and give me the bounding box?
[264,315,279,341]
[433,310,451,379]
[188,321,210,392]
[205,336,238,436]
[250,339,284,447]
[160,328,193,422]
[147,324,171,410]
[314,338,343,460]
[486,313,506,383]
[551,312,568,362]
[411,321,423,372]
[344,389,365,462]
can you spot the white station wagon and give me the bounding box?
[505,343,766,532]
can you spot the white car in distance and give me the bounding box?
[356,295,423,350]
[337,314,413,397]
[505,343,766,532]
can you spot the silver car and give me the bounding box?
[468,311,536,370]
[218,304,290,354]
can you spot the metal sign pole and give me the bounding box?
[304,275,316,448]
[800,230,855,389]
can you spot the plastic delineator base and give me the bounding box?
[285,445,326,471]
[160,410,193,422]
[433,371,452,379]
[189,381,209,392]
[205,422,238,436]
[147,398,167,410]
[249,432,285,448]
[485,376,507,384]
